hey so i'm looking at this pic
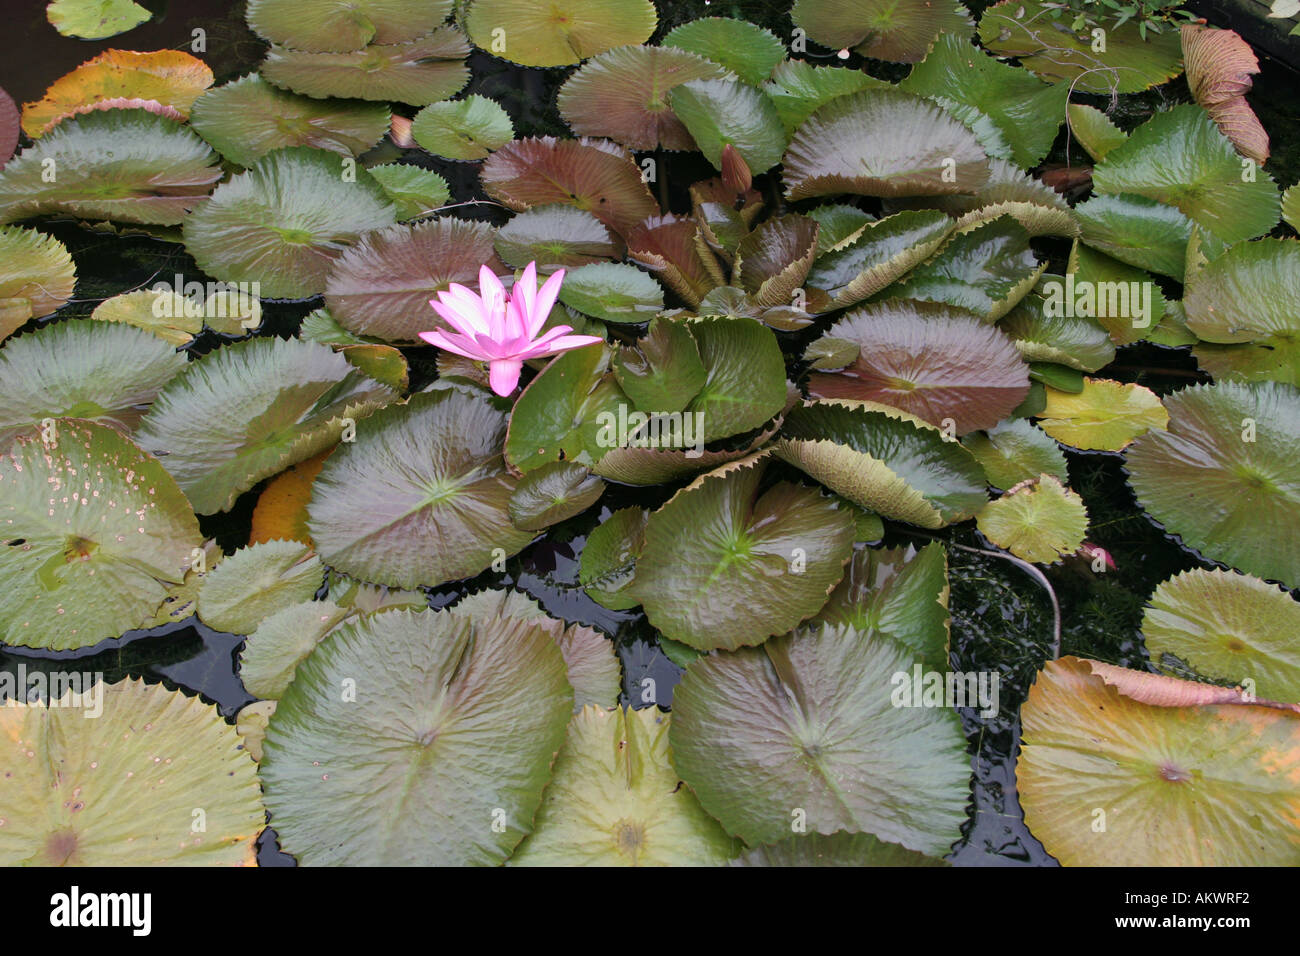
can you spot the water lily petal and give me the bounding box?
[478,264,507,339]
[430,296,490,339]
[419,328,491,361]
[529,267,566,337]
[522,332,604,358]
[488,358,524,395]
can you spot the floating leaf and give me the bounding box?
[733,832,946,866]
[805,299,1030,434]
[669,77,787,176]
[197,541,324,635]
[558,262,663,324]
[47,0,150,40]
[1066,103,1127,163]
[557,45,724,151]
[671,622,971,854]
[762,60,889,136]
[1183,238,1300,345]
[136,337,395,514]
[0,679,263,864]
[510,706,737,866]
[90,289,200,346]
[240,599,350,700]
[613,317,706,414]
[1018,656,1300,866]
[249,450,331,546]
[578,507,646,611]
[410,95,512,160]
[324,219,501,341]
[1127,381,1300,587]
[1062,243,1166,346]
[495,206,618,270]
[463,0,657,67]
[481,137,658,238]
[0,110,221,226]
[1074,193,1193,281]
[806,210,953,309]
[783,89,990,200]
[679,317,787,442]
[21,50,213,139]
[366,163,450,221]
[635,455,854,650]
[1036,378,1167,452]
[308,388,535,589]
[979,0,1184,93]
[260,28,470,105]
[999,293,1116,373]
[261,609,572,864]
[1182,24,1268,164]
[626,213,719,307]
[1143,568,1300,701]
[1284,184,1299,232]
[776,400,989,528]
[905,158,1077,238]
[190,74,391,168]
[0,226,75,325]
[662,17,785,85]
[508,461,604,531]
[961,418,1068,490]
[0,88,16,168]
[792,0,974,63]
[246,0,453,52]
[0,320,185,445]
[505,344,623,473]
[0,421,200,649]
[736,213,819,309]
[977,474,1088,564]
[183,147,397,299]
[1092,105,1279,246]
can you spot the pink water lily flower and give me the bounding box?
[418,262,603,396]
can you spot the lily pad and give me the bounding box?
[89,289,201,346]
[239,599,350,700]
[613,317,706,414]
[1018,656,1300,865]
[0,226,76,324]
[1126,380,1300,588]
[807,210,954,309]
[505,344,623,473]
[1091,105,1279,246]
[1036,378,1167,451]
[261,608,573,865]
[190,74,391,168]
[0,320,186,445]
[366,163,451,221]
[1143,568,1300,701]
[977,474,1088,564]
[197,541,324,635]
[1066,103,1128,163]
[669,77,787,176]
[578,507,647,611]
[0,421,201,649]
[558,262,664,324]
[670,622,971,854]
[1063,243,1167,346]
[260,28,470,105]
[1182,23,1268,164]
[246,0,454,52]
[183,147,397,300]
[805,299,1030,434]
[763,61,890,136]
[1074,193,1193,283]
[1183,238,1300,344]
[736,214,819,309]
[411,95,512,160]
[324,218,502,341]
[0,110,221,226]
[510,705,737,866]
[792,0,974,63]
[0,679,264,864]
[135,337,396,514]
[679,317,787,442]
[308,387,536,589]
[626,213,719,307]
[662,17,786,85]
[733,832,946,866]
[47,0,149,40]
[635,455,855,650]
[999,294,1117,372]
[557,45,725,151]
[508,461,604,531]
[783,89,990,200]
[249,450,332,546]
[960,418,1069,490]
[463,0,657,67]
[495,206,618,270]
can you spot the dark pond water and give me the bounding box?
[2,0,1296,867]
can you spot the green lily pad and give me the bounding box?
[1283,183,1299,232]
[662,17,786,85]
[557,45,725,151]
[323,218,502,341]
[260,28,470,105]
[308,387,535,589]
[910,158,1077,238]
[183,147,397,299]
[635,454,854,650]
[0,421,201,649]
[1143,568,1300,701]
[261,609,573,864]
[679,317,787,443]
[900,33,1067,168]
[463,0,657,67]
[505,344,624,473]
[806,203,877,254]
[1092,105,1279,246]
[804,299,1030,434]
[366,163,450,221]
[960,417,1068,490]
[763,60,891,137]
[1018,656,1300,865]
[0,679,264,865]
[784,89,989,201]
[792,0,974,63]
[670,622,971,854]
[612,317,707,414]
[239,599,350,699]
[197,541,324,635]
[0,110,220,226]
[1067,103,1128,162]
[1127,380,1300,588]
[0,225,77,323]
[527,617,622,711]
[558,262,664,324]
[736,213,819,309]
[1036,377,1167,451]
[806,209,955,309]
[578,507,647,611]
[1074,193,1194,281]
[669,77,787,176]
[246,0,453,52]
[1063,243,1167,346]
[0,320,186,445]
[47,0,150,40]
[89,289,203,346]
[511,706,738,866]
[733,832,946,866]
[508,461,604,531]
[775,400,989,528]
[410,95,512,160]
[999,293,1116,372]
[494,206,618,270]
[979,0,1185,93]
[1183,238,1300,344]
[136,337,395,514]
[976,474,1089,564]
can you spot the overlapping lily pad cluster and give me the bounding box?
[1,0,1298,867]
